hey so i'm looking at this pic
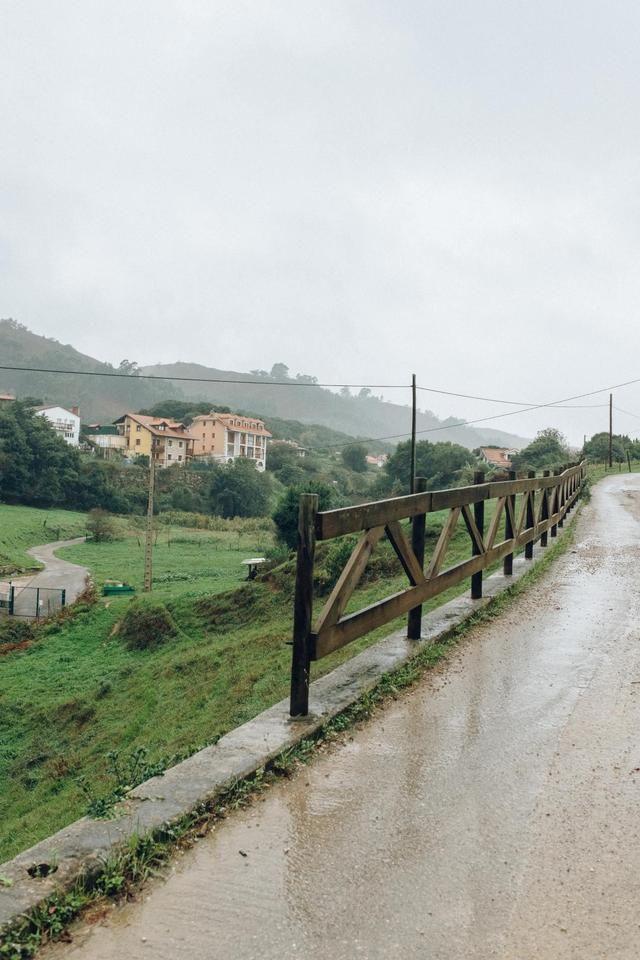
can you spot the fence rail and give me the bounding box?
[290,461,586,715]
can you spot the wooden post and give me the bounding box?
[503,469,516,575]
[143,455,155,593]
[551,468,560,537]
[8,585,14,616]
[609,393,613,468]
[290,493,318,717]
[410,373,417,493]
[35,587,40,619]
[61,589,66,609]
[540,470,550,546]
[525,470,535,558]
[628,451,632,473]
[471,471,485,599]
[408,476,427,640]
[559,464,569,526]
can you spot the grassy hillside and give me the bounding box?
[1,503,514,861]
[0,504,88,575]
[58,521,274,600]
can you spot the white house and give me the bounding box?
[35,405,81,446]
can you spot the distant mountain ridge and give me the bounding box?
[0,320,528,450]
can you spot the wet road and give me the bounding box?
[8,539,88,617]
[48,475,640,959]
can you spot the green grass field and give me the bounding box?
[0,496,515,861]
[58,525,275,601]
[0,504,88,575]
[1,468,616,861]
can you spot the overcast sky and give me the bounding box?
[2,0,640,444]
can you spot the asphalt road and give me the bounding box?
[46,475,640,959]
[8,538,88,617]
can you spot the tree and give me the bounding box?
[295,373,318,384]
[0,401,81,506]
[118,359,140,376]
[511,428,570,472]
[210,459,272,518]
[583,431,628,463]
[341,443,367,473]
[270,363,290,380]
[272,482,335,549]
[86,508,121,542]
[381,440,475,493]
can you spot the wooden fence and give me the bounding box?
[290,461,586,715]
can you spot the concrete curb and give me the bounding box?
[0,516,577,933]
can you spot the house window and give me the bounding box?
[178,455,182,461]
[168,440,173,446]
[136,439,141,446]
[136,425,141,432]
[168,454,172,460]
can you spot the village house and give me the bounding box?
[366,453,389,468]
[279,439,307,457]
[35,405,80,445]
[478,446,517,470]
[83,424,128,457]
[0,392,15,403]
[114,413,194,468]
[188,412,271,471]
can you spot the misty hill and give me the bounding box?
[141,362,528,450]
[0,320,527,449]
[0,320,173,421]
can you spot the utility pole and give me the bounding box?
[410,373,417,494]
[609,393,613,469]
[143,452,155,592]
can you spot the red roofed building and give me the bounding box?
[114,413,194,468]
[479,447,517,470]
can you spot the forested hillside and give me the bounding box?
[0,320,527,449]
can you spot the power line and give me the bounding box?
[309,376,640,450]
[614,405,640,422]
[0,361,621,411]
[4,358,639,450]
[0,364,408,390]
[416,385,605,409]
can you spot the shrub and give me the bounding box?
[119,600,177,651]
[86,509,122,543]
[0,619,34,645]
[324,536,358,586]
[272,482,335,549]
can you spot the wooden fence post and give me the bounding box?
[525,470,535,558]
[540,470,550,546]
[503,469,516,575]
[551,468,560,537]
[408,476,428,640]
[558,467,566,528]
[471,471,485,599]
[289,493,318,717]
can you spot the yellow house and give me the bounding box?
[114,413,194,468]
[188,412,271,471]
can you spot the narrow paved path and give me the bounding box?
[8,539,88,617]
[48,475,640,959]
